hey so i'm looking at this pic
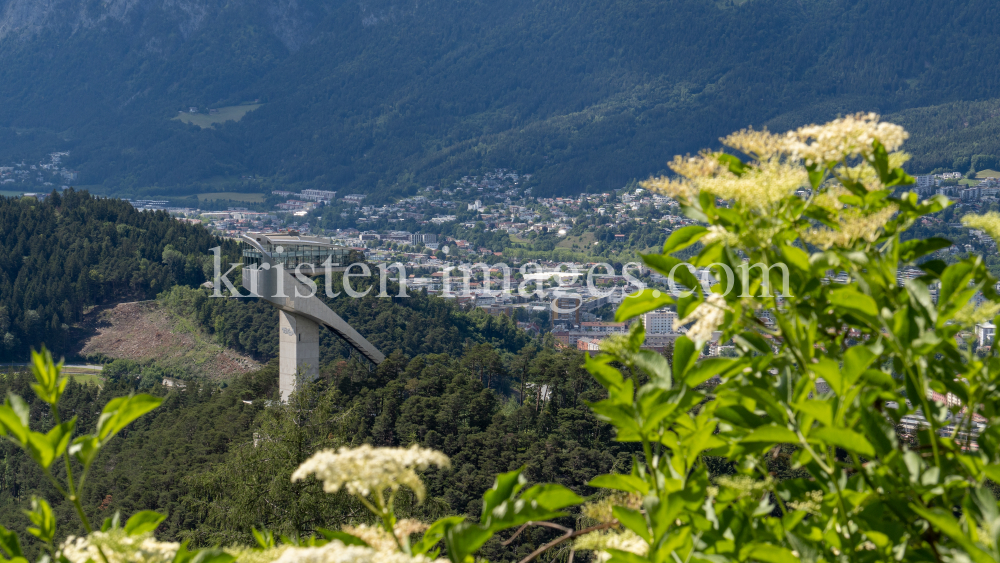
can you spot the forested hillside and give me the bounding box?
[0,345,636,560]
[3,0,1000,196]
[0,191,219,359]
[159,283,532,365]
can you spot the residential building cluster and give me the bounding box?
[0,152,78,189]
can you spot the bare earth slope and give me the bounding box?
[77,301,260,379]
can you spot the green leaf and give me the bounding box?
[411,516,464,556]
[828,287,878,321]
[102,512,121,532]
[683,358,739,387]
[97,394,163,442]
[604,550,649,563]
[899,237,952,263]
[810,357,843,396]
[641,254,702,295]
[0,405,27,445]
[585,355,633,404]
[22,418,75,469]
[626,320,645,355]
[843,346,876,385]
[739,425,800,445]
[780,244,811,273]
[480,468,526,525]
[24,497,54,545]
[748,543,800,563]
[717,153,748,176]
[518,483,584,512]
[633,350,671,389]
[587,473,650,495]
[810,428,875,458]
[29,347,68,406]
[717,405,767,429]
[672,336,698,383]
[188,549,235,563]
[807,165,825,190]
[250,528,276,549]
[0,524,23,559]
[663,226,708,254]
[615,289,675,323]
[612,506,650,542]
[25,432,55,469]
[444,524,494,563]
[124,510,167,536]
[910,505,996,563]
[859,408,897,458]
[69,435,101,469]
[447,478,581,562]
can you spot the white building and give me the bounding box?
[300,189,337,203]
[641,308,677,334]
[976,322,996,348]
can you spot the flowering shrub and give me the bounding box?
[10,113,1000,563]
[580,112,1000,563]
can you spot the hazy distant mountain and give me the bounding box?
[1,0,999,196]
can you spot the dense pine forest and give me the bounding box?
[0,344,638,561]
[0,191,219,359]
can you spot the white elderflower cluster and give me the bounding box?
[341,520,427,552]
[580,493,644,525]
[644,116,910,215]
[60,530,179,563]
[787,489,825,514]
[574,529,648,563]
[700,225,739,247]
[801,205,898,250]
[832,150,910,192]
[663,154,809,211]
[955,301,1000,326]
[641,175,697,202]
[273,541,442,563]
[291,444,450,501]
[679,292,729,344]
[720,127,786,161]
[783,113,908,166]
[962,212,1000,245]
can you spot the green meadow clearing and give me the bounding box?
[197,192,265,202]
[174,104,262,128]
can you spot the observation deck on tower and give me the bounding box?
[240,232,384,402]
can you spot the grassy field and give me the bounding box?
[70,373,105,387]
[0,190,23,197]
[197,192,265,202]
[174,104,262,129]
[556,231,597,251]
[977,169,1000,178]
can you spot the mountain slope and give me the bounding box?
[2,0,1000,195]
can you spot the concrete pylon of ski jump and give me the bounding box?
[239,233,385,402]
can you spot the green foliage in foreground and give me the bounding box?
[587,118,1000,562]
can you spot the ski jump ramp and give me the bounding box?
[240,232,385,401]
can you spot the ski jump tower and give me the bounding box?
[240,232,385,402]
